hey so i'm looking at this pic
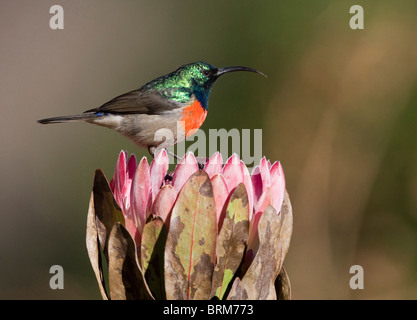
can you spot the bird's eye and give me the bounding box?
[203,69,210,76]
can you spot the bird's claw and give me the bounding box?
[197,162,205,170]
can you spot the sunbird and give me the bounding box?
[38,61,265,157]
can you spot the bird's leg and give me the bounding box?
[148,146,156,158]
[156,148,205,182]
[166,149,205,170]
[164,149,179,182]
[166,149,180,161]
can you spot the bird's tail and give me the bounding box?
[37,113,97,124]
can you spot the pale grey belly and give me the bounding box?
[89,110,185,150]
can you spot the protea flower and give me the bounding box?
[86,150,293,300]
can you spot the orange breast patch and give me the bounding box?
[179,100,207,138]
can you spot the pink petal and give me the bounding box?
[251,157,271,219]
[130,157,151,232]
[115,150,127,189]
[204,152,223,179]
[112,150,127,206]
[241,160,254,221]
[270,161,286,214]
[172,152,199,192]
[254,186,271,216]
[152,184,177,222]
[259,157,271,189]
[127,154,137,180]
[210,174,229,226]
[119,154,137,212]
[125,217,141,248]
[150,149,169,202]
[222,154,243,192]
[251,165,262,209]
[121,178,132,212]
[223,154,255,220]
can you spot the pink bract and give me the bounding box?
[109,150,286,245]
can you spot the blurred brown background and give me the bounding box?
[1,0,416,299]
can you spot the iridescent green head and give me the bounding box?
[144,61,265,109]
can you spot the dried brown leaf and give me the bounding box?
[211,183,249,299]
[279,190,293,267]
[227,205,282,300]
[275,267,291,300]
[92,169,125,253]
[86,191,109,300]
[164,170,217,300]
[141,216,167,299]
[108,223,153,300]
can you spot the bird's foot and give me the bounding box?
[163,148,206,170]
[197,162,205,170]
[195,157,208,170]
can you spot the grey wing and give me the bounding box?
[84,89,179,115]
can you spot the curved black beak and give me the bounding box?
[215,66,267,78]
